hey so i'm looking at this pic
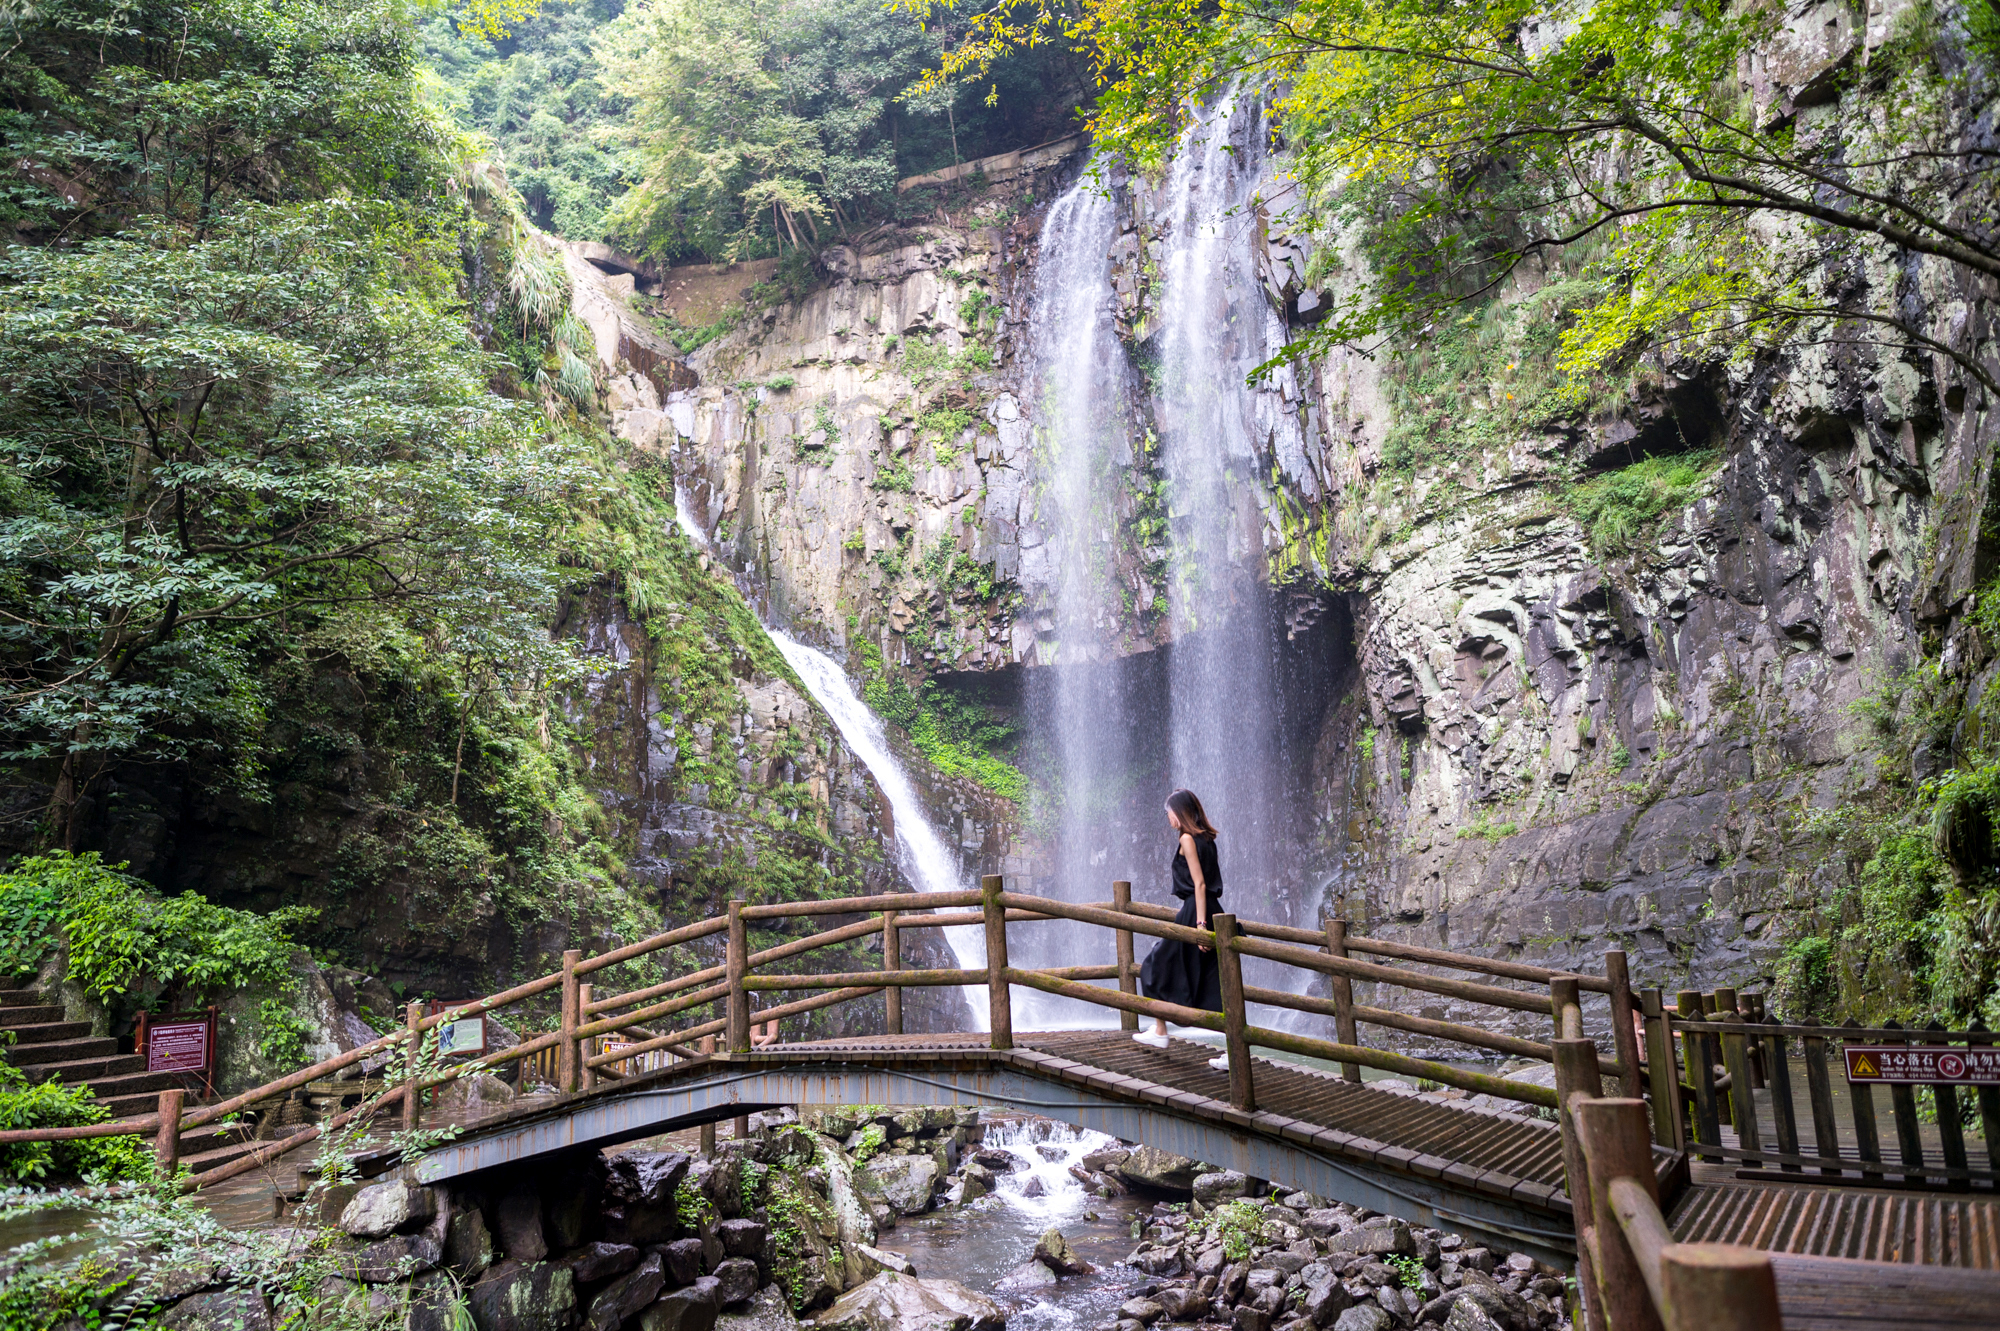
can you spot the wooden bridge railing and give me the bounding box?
[1555,1034,1783,1331]
[0,876,1646,1189]
[1652,990,2000,1189]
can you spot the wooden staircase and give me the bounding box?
[0,988,258,1176]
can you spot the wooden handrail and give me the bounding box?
[1241,983,1623,1078]
[997,891,1215,947]
[1246,1024,1559,1107]
[739,890,982,919]
[573,916,730,976]
[1229,933,1554,1015]
[6,881,1690,1183]
[742,968,986,989]
[1119,900,1626,992]
[1573,1089,1782,1331]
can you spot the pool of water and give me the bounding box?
[871,1115,1157,1331]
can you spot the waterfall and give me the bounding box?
[1011,157,1138,1025]
[765,630,986,1024]
[673,484,983,1024]
[1016,98,1312,1028]
[1151,96,1303,993]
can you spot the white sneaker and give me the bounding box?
[1133,1031,1170,1049]
[1208,1053,1230,1071]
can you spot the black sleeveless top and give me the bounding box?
[1170,833,1222,900]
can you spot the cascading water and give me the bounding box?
[978,1117,1123,1220]
[1012,158,1144,1025]
[673,485,984,1022]
[1151,96,1313,1005]
[1017,99,1314,1024]
[764,630,986,1022]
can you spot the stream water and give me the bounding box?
[871,1116,1154,1329]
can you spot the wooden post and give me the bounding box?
[883,910,903,1037]
[1326,918,1361,1084]
[1884,1020,1926,1182]
[726,900,749,1054]
[1844,1022,1884,1182]
[1605,950,1645,1099]
[558,950,583,1095]
[1714,987,1760,1159]
[1112,881,1138,1033]
[1927,1021,1970,1190]
[579,983,597,1093]
[726,898,751,1142]
[1574,1097,1666,1331]
[1679,991,1721,1162]
[1551,975,1583,1040]
[699,1035,717,1156]
[1658,1244,1782,1331]
[1212,913,1254,1112]
[154,1087,184,1175]
[1763,1011,1800,1173]
[1802,1018,1843,1176]
[982,874,1011,1050]
[1641,989,1682,1149]
[404,999,424,1131]
[1552,1038,1606,1331]
[1972,1023,2000,1176]
[1743,993,1767,1088]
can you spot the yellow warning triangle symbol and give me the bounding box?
[1853,1054,1878,1076]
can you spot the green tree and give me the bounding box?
[425,0,634,240]
[914,0,2000,392]
[597,0,946,258]
[0,0,589,844]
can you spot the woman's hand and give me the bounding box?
[1198,916,1211,953]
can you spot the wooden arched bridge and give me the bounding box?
[9,878,2000,1329]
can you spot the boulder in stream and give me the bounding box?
[1031,1229,1092,1276]
[1109,1146,1200,1194]
[807,1272,1004,1331]
[854,1155,939,1215]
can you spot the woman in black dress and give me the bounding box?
[1136,789,1229,1070]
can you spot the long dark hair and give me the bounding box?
[1166,789,1219,837]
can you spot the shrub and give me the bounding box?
[0,852,314,1005]
[0,1065,151,1185]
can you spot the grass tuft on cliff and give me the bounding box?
[1564,451,1720,555]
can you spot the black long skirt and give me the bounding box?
[1138,892,1223,1013]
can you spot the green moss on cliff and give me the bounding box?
[859,645,1024,801]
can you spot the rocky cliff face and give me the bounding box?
[587,47,1994,1030]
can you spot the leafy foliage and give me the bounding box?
[921,0,2000,399]
[0,1064,151,1185]
[426,0,632,240]
[862,649,1023,800]
[0,852,312,1003]
[594,0,1089,261]
[0,0,593,845]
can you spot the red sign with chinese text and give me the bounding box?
[1845,1045,2000,1085]
[146,1018,212,1074]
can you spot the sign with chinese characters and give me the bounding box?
[1845,1045,2000,1085]
[426,1002,487,1057]
[146,1018,212,1075]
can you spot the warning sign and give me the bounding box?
[1845,1045,2000,1085]
[146,1019,212,1075]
